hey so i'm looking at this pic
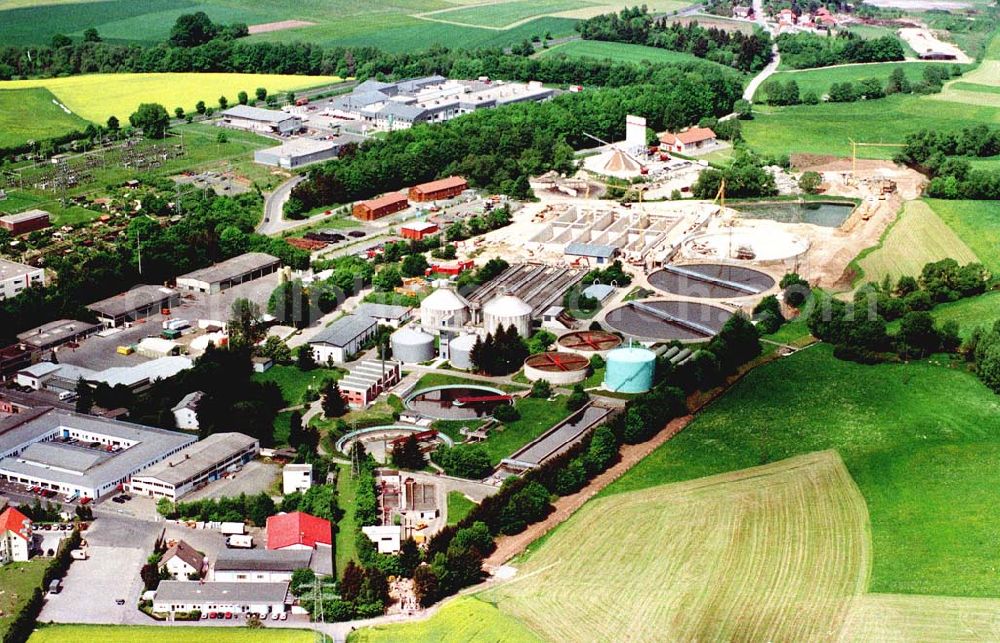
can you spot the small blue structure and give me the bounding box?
[604,346,656,394]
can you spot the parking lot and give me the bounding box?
[183,461,279,502]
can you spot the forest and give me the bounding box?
[897,127,1000,200]
[775,31,904,69]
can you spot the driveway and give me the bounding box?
[183,461,279,502]
[258,175,306,235]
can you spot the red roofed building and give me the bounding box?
[0,506,32,563]
[400,221,440,241]
[408,176,468,202]
[658,127,718,154]
[353,192,409,221]
[266,511,332,550]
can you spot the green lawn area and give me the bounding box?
[349,595,541,643]
[412,372,525,393]
[424,0,584,28]
[29,624,317,643]
[0,189,101,227]
[431,418,484,443]
[761,314,814,348]
[755,62,964,102]
[600,344,1000,597]
[0,559,48,639]
[743,95,1000,159]
[483,396,571,465]
[0,87,90,148]
[538,39,718,67]
[446,491,476,525]
[887,291,1000,339]
[950,81,1000,95]
[272,410,294,445]
[335,464,360,576]
[252,364,345,407]
[925,199,1000,274]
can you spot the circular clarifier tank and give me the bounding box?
[648,263,775,299]
[604,299,733,341]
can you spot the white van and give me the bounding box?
[58,391,77,402]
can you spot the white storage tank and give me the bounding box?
[483,294,532,338]
[449,334,479,370]
[420,288,471,331]
[604,346,656,394]
[391,326,436,364]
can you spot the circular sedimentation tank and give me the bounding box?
[604,347,656,394]
[604,299,732,341]
[404,384,512,420]
[682,229,808,264]
[648,264,775,299]
[391,326,436,363]
[557,330,623,356]
[523,351,589,385]
[335,425,454,463]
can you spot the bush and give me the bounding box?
[492,403,520,423]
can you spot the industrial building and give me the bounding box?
[213,549,314,582]
[467,264,584,318]
[253,134,364,169]
[266,511,332,550]
[399,221,439,241]
[325,77,556,131]
[351,303,412,328]
[420,288,471,332]
[0,408,197,499]
[152,581,289,616]
[0,209,50,235]
[0,345,33,381]
[408,176,468,202]
[308,314,378,364]
[218,105,302,136]
[16,319,102,353]
[338,360,401,408]
[483,294,533,338]
[0,259,45,302]
[15,357,194,395]
[128,432,259,501]
[390,326,436,364]
[87,285,179,328]
[352,192,409,221]
[175,252,280,294]
[282,463,312,495]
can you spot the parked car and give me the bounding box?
[271,612,280,620]
[225,612,233,619]
[208,612,217,619]
[279,612,287,621]
[115,598,125,605]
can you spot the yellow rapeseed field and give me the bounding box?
[0,73,342,123]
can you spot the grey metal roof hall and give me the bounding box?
[352,303,411,321]
[311,315,377,348]
[214,549,313,572]
[153,581,289,603]
[565,242,618,259]
[86,285,177,318]
[222,105,297,124]
[177,252,279,286]
[134,432,257,487]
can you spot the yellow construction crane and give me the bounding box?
[713,177,726,210]
[849,138,905,174]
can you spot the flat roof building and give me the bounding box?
[309,315,377,364]
[0,259,45,302]
[399,221,439,241]
[0,209,50,235]
[152,581,289,616]
[129,432,259,501]
[219,105,302,136]
[408,176,467,202]
[339,360,401,408]
[353,192,408,221]
[17,319,102,353]
[0,408,196,499]
[565,242,618,265]
[351,303,412,328]
[87,285,179,328]
[213,549,314,583]
[175,253,280,295]
[253,134,364,169]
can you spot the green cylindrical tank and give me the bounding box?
[604,347,656,393]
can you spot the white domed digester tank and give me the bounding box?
[483,294,532,338]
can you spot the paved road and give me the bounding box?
[258,175,306,235]
[743,0,780,102]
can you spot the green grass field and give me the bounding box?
[335,464,360,575]
[350,595,542,642]
[0,190,102,227]
[755,62,963,102]
[483,396,572,465]
[925,198,1000,274]
[252,364,345,406]
[856,199,979,284]
[420,0,588,28]
[887,290,1000,339]
[29,624,317,643]
[446,491,476,525]
[0,87,91,148]
[538,39,715,67]
[601,344,1000,598]
[0,73,342,124]
[0,560,48,639]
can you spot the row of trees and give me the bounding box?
[691,150,778,199]
[761,66,958,106]
[776,31,904,69]
[160,491,276,527]
[897,126,1000,199]
[576,7,773,72]
[470,325,530,376]
[966,321,1000,393]
[291,68,741,212]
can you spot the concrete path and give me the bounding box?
[258,175,306,235]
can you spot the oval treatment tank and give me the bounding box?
[449,334,479,369]
[391,326,436,364]
[604,347,656,394]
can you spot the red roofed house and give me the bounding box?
[266,511,332,550]
[408,176,468,202]
[0,507,32,563]
[659,127,718,154]
[353,192,409,221]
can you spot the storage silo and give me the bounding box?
[420,288,471,331]
[604,346,656,394]
[448,334,479,370]
[483,294,532,338]
[391,327,435,364]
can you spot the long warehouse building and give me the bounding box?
[129,432,259,501]
[175,252,280,295]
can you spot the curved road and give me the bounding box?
[258,175,306,235]
[743,0,780,102]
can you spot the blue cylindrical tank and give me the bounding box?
[604,347,656,393]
